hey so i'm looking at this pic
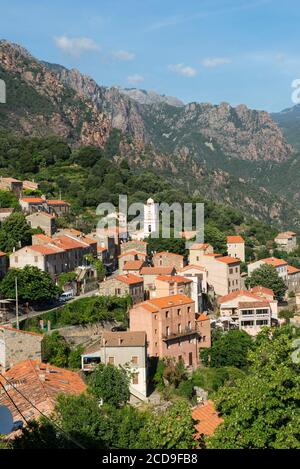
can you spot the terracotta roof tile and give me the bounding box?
[46,200,70,206]
[147,294,194,309]
[219,289,261,304]
[123,260,144,270]
[238,301,270,308]
[189,243,210,250]
[251,285,274,296]
[140,266,176,275]
[287,265,300,274]
[116,274,143,285]
[192,401,223,437]
[29,245,64,255]
[217,256,241,264]
[156,275,192,284]
[275,231,296,239]
[20,197,44,204]
[118,250,145,259]
[153,251,183,259]
[261,257,288,267]
[0,360,86,424]
[84,331,146,352]
[227,235,244,244]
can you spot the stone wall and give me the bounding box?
[0,327,43,371]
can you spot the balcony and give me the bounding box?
[162,327,198,341]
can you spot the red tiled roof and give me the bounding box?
[0,177,21,183]
[156,275,192,284]
[189,243,210,250]
[29,245,64,255]
[123,260,144,270]
[197,314,210,321]
[287,265,300,274]
[140,266,176,275]
[46,200,70,206]
[0,326,43,337]
[53,235,88,250]
[227,235,244,244]
[147,294,194,309]
[116,274,143,285]
[0,251,6,257]
[262,257,288,267]
[192,401,223,437]
[153,251,183,259]
[20,197,43,204]
[97,246,107,252]
[275,231,296,239]
[219,289,261,304]
[0,360,86,424]
[217,256,241,264]
[251,285,274,296]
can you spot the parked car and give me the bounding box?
[111,325,127,332]
[59,291,75,303]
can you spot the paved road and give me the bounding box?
[4,289,99,326]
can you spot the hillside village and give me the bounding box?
[0,176,300,447]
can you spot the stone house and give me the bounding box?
[247,257,288,284]
[130,294,198,367]
[20,197,45,214]
[152,251,185,271]
[46,200,70,216]
[26,211,57,237]
[274,231,297,253]
[140,266,177,292]
[118,250,147,272]
[287,265,300,291]
[0,326,43,371]
[122,260,146,275]
[227,235,245,262]
[0,207,14,222]
[81,331,148,399]
[0,177,23,197]
[99,274,144,304]
[151,275,192,299]
[9,244,67,278]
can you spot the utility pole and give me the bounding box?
[15,277,19,330]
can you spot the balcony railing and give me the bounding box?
[162,327,198,341]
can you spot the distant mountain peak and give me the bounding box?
[119,87,185,107]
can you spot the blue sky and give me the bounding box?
[1,0,300,111]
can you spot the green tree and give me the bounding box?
[0,212,32,252]
[68,345,84,369]
[139,400,198,449]
[0,190,19,209]
[246,264,287,301]
[278,309,295,325]
[200,329,253,369]
[204,224,227,253]
[0,266,61,303]
[207,327,300,449]
[88,364,130,407]
[42,331,70,367]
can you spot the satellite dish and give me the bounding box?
[0,405,14,435]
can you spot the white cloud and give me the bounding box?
[168,63,197,77]
[202,57,231,68]
[54,35,101,57]
[127,74,144,84]
[113,50,135,61]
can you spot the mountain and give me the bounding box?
[0,40,110,146]
[272,104,300,151]
[119,88,184,107]
[1,40,300,230]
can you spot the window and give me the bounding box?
[235,267,238,273]
[165,311,169,319]
[115,288,121,295]
[187,307,191,314]
[188,321,192,331]
[202,335,206,342]
[108,357,115,365]
[177,308,181,316]
[132,373,139,385]
[166,326,170,336]
[155,342,158,348]
[155,329,157,335]
[154,314,158,320]
[196,256,199,261]
[178,324,182,333]
[229,268,233,275]
[34,256,38,263]
[131,356,139,365]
